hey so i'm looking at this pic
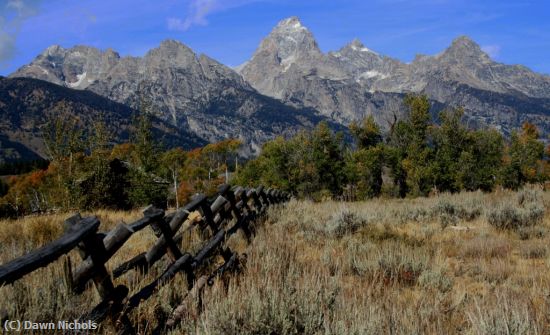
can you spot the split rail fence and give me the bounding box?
[0,185,289,334]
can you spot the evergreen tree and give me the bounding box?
[131,101,158,172]
[432,108,470,192]
[345,146,384,199]
[349,115,382,149]
[456,129,504,191]
[346,115,384,199]
[393,95,435,196]
[310,121,346,197]
[501,122,545,189]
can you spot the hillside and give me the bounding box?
[0,76,206,163]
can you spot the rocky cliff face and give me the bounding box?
[239,17,408,126]
[10,39,338,156]
[239,17,550,137]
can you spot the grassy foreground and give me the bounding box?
[1,188,550,334]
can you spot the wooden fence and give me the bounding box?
[0,185,289,334]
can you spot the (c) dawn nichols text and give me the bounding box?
[3,320,99,331]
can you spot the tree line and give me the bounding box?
[1,94,548,217]
[0,104,241,217]
[234,95,550,200]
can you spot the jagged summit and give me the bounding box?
[157,39,182,49]
[239,16,324,82]
[42,45,64,56]
[349,38,364,49]
[441,35,488,60]
[275,16,306,30]
[264,16,321,58]
[345,38,377,54]
[148,39,198,59]
[451,35,480,48]
[144,39,201,67]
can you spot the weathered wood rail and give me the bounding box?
[0,185,289,334]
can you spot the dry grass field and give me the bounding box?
[1,187,550,334]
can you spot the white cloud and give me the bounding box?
[6,0,41,16]
[167,0,217,31]
[7,0,25,11]
[0,0,42,65]
[0,29,16,64]
[167,0,262,32]
[481,44,501,59]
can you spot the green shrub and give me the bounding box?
[433,199,482,229]
[393,206,431,224]
[433,200,459,229]
[376,241,430,285]
[324,209,367,237]
[418,268,453,292]
[516,226,546,240]
[519,243,547,259]
[487,204,544,230]
[487,188,544,230]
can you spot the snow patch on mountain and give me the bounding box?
[359,70,388,79]
[68,72,87,88]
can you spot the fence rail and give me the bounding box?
[0,184,289,334]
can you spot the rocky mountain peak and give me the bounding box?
[104,48,121,59]
[327,38,393,84]
[350,38,363,47]
[148,39,196,58]
[275,16,304,30]
[41,44,65,57]
[441,35,489,61]
[451,35,479,48]
[345,38,376,54]
[157,39,193,52]
[143,39,201,70]
[259,16,322,66]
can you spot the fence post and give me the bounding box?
[64,215,134,334]
[144,206,182,262]
[199,200,216,232]
[248,188,263,214]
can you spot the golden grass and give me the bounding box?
[1,187,549,334]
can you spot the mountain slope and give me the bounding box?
[0,76,206,163]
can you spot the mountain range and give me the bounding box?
[239,17,550,135]
[2,16,550,162]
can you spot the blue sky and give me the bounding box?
[1,0,549,75]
